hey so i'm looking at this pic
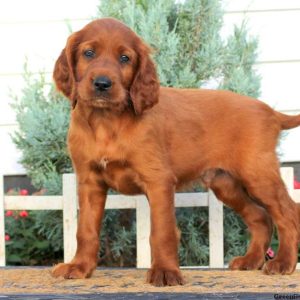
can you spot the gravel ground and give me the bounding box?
[1,267,299,299]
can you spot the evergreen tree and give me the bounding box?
[11,65,72,194]
[12,0,260,266]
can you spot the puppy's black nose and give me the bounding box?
[93,76,112,91]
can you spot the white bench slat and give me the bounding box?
[62,174,78,263]
[175,192,208,207]
[0,176,5,266]
[4,196,63,210]
[293,190,300,203]
[208,190,224,268]
[136,196,151,269]
[105,195,141,209]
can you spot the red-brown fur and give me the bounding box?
[51,18,300,286]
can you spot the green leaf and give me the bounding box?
[7,254,23,263]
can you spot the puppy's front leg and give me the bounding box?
[52,180,107,279]
[146,182,184,286]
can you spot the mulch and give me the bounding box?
[1,267,300,299]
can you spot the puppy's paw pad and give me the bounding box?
[263,259,295,275]
[51,263,93,279]
[229,255,264,271]
[147,268,185,286]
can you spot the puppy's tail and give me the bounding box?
[275,111,300,130]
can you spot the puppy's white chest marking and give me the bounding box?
[99,157,109,169]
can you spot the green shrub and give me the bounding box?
[4,189,63,265]
[11,65,72,194]
[5,210,64,265]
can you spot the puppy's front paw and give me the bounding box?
[263,258,296,275]
[229,254,265,270]
[147,268,185,286]
[51,262,95,279]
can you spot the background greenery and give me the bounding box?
[7,0,261,266]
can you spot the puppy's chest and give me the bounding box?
[94,157,143,195]
[95,132,125,167]
[93,136,143,195]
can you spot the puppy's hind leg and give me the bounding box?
[202,169,273,270]
[239,158,299,275]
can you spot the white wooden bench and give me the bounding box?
[0,167,299,268]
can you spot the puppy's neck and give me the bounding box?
[74,101,137,134]
[75,100,136,120]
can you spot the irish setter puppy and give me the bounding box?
[52,18,300,286]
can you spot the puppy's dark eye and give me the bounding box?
[120,55,130,63]
[84,49,95,58]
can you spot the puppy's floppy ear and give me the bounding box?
[130,41,160,115]
[53,32,81,108]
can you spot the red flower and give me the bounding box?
[5,210,13,217]
[19,210,29,218]
[5,234,10,241]
[294,179,300,190]
[19,189,29,196]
